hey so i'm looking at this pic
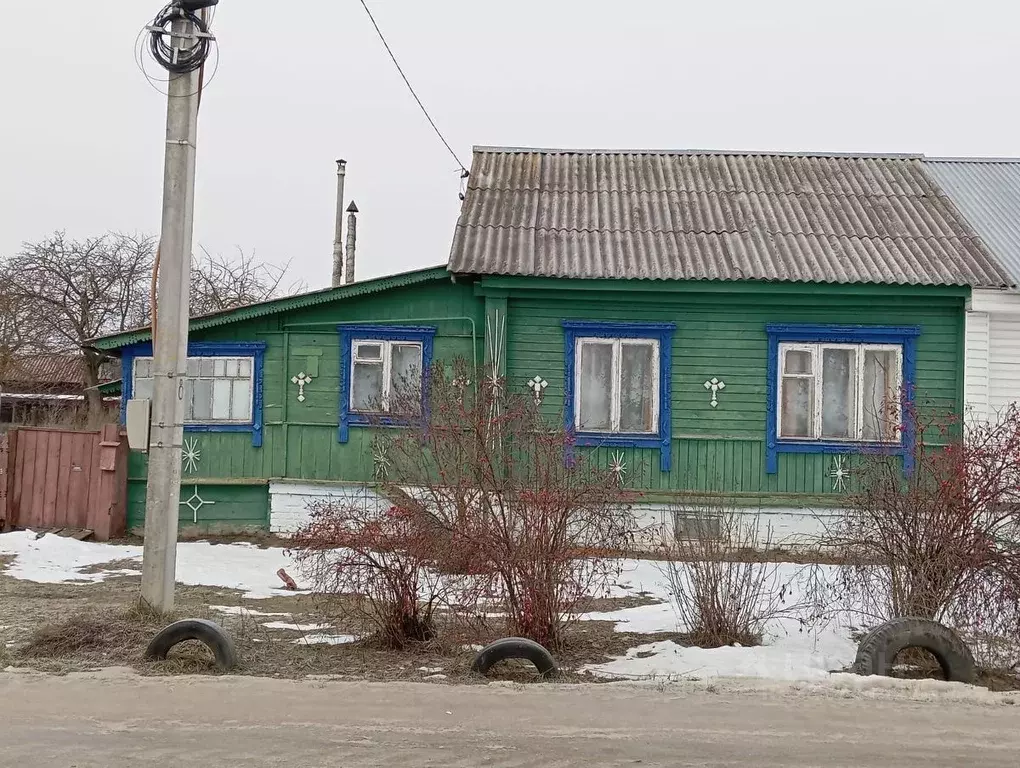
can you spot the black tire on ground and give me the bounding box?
[145,618,238,672]
[471,637,558,678]
[852,617,976,684]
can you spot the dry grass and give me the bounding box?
[0,562,668,683]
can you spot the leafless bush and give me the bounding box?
[376,359,637,650]
[288,490,448,649]
[825,403,1020,629]
[658,503,799,647]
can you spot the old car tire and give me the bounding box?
[146,618,238,671]
[853,617,975,684]
[471,637,558,677]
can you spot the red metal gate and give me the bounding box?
[3,425,127,540]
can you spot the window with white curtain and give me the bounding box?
[133,356,254,423]
[575,337,659,434]
[778,342,901,443]
[350,340,423,415]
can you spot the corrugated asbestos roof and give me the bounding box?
[93,266,449,350]
[0,355,119,390]
[448,148,1011,288]
[923,158,1020,286]
[2,355,86,386]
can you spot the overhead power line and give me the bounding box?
[356,0,468,174]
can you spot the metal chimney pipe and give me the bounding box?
[331,159,347,288]
[344,200,358,285]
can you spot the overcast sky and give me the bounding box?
[2,0,1018,290]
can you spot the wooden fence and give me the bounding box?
[0,425,127,540]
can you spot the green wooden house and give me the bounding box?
[92,148,1011,545]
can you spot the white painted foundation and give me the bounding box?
[271,481,840,551]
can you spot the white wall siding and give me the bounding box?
[270,482,389,534]
[965,310,991,421]
[989,314,1020,416]
[966,291,1020,424]
[623,505,839,552]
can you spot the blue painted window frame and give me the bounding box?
[337,325,436,443]
[120,341,268,447]
[765,324,921,475]
[562,320,675,473]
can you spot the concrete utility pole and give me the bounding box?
[141,7,211,613]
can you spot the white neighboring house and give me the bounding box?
[925,159,1020,423]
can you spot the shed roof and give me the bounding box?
[448,147,1011,288]
[923,158,1020,287]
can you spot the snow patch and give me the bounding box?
[262,622,332,632]
[293,634,358,646]
[0,531,307,599]
[208,606,288,618]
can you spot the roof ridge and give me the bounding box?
[464,186,947,198]
[455,222,985,241]
[472,145,925,160]
[925,156,1020,164]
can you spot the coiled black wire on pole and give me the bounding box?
[148,2,212,74]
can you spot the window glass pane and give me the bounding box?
[352,361,384,412]
[212,379,232,419]
[578,341,613,431]
[134,377,153,401]
[213,359,226,377]
[356,343,383,361]
[821,348,856,439]
[135,359,152,378]
[780,377,814,438]
[784,349,813,375]
[862,349,899,441]
[186,358,200,377]
[201,358,215,377]
[192,378,212,421]
[238,359,252,377]
[231,379,252,420]
[182,378,195,421]
[389,344,422,414]
[619,343,656,432]
[225,359,239,378]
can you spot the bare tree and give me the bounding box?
[189,246,297,316]
[3,232,155,414]
[2,232,298,418]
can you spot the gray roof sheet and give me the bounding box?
[448,148,1011,288]
[923,158,1020,286]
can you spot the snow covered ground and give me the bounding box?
[583,558,858,680]
[0,530,860,681]
[0,530,305,599]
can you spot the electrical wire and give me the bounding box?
[356,0,467,173]
[149,1,212,74]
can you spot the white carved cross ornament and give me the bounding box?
[291,372,313,403]
[703,377,726,408]
[527,376,548,405]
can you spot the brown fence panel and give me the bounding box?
[0,432,11,529]
[6,426,127,540]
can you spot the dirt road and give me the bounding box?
[3,669,1019,767]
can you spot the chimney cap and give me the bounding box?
[336,158,347,168]
[346,200,359,214]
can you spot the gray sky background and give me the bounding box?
[2,0,1019,290]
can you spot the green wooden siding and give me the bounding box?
[126,480,269,533]
[125,277,485,527]
[119,273,969,525]
[504,286,965,500]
